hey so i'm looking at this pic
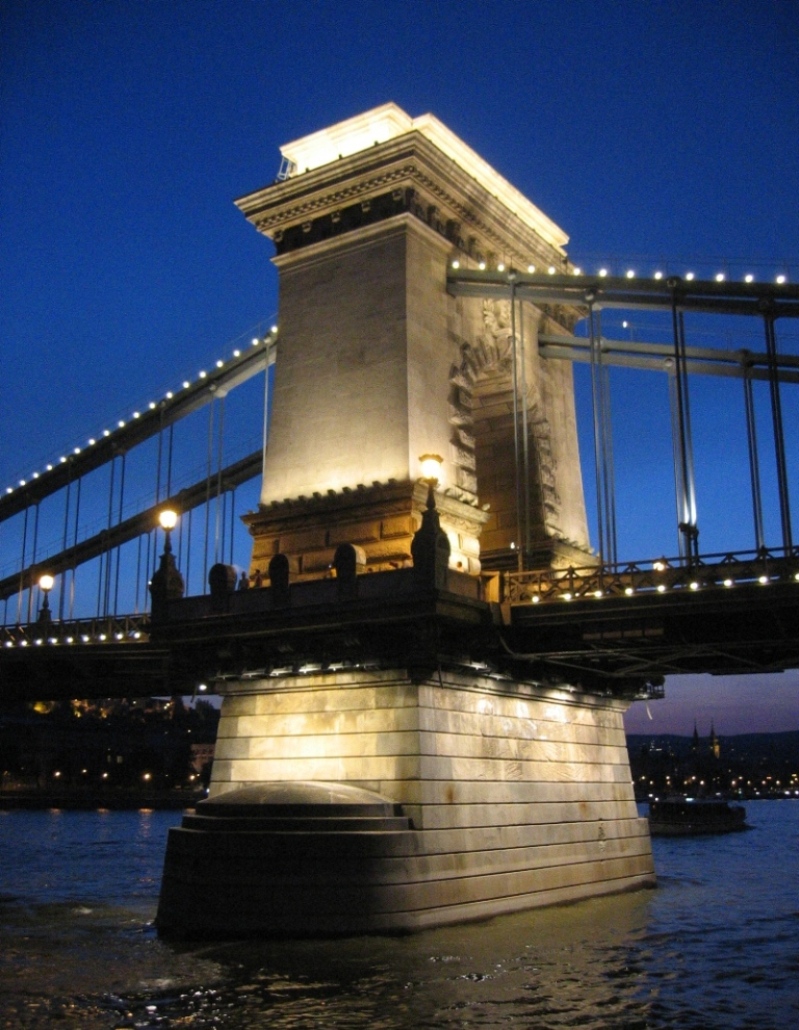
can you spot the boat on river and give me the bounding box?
[648,796,749,836]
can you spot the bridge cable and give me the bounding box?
[669,290,699,563]
[588,303,604,568]
[261,344,272,489]
[185,508,193,595]
[68,476,81,622]
[59,474,71,622]
[214,394,226,566]
[510,283,523,570]
[99,455,116,618]
[763,314,793,551]
[228,487,236,566]
[112,452,127,617]
[517,290,532,558]
[588,303,617,568]
[28,502,41,624]
[600,326,617,566]
[742,352,765,554]
[203,399,215,591]
[135,532,144,614]
[16,504,29,624]
[166,424,174,497]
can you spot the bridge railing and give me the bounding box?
[1,613,150,649]
[504,547,799,605]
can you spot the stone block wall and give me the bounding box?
[208,669,654,924]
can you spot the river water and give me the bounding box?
[1,800,796,1029]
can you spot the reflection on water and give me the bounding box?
[1,803,797,1028]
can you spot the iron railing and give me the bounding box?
[503,547,799,605]
[1,613,151,649]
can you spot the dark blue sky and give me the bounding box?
[2,0,798,733]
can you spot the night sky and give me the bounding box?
[2,0,797,734]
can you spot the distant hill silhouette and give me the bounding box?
[627,730,799,764]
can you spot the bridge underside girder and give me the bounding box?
[6,564,798,707]
[506,579,799,681]
[0,643,178,704]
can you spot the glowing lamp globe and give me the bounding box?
[419,454,443,482]
[159,510,178,532]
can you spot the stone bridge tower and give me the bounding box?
[235,103,590,580]
[156,106,653,939]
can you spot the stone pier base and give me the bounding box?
[156,670,654,937]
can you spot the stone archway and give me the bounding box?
[448,297,579,572]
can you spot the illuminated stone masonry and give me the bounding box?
[158,664,654,937]
[155,105,652,939]
[235,102,591,578]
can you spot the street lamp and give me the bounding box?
[159,508,178,554]
[418,453,443,509]
[149,509,184,620]
[411,453,450,584]
[38,573,54,623]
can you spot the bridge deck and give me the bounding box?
[2,557,797,703]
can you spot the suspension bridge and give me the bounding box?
[3,102,798,936]
[1,269,797,703]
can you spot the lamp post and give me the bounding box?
[149,509,184,621]
[418,453,444,507]
[159,508,178,554]
[37,573,54,624]
[412,453,450,585]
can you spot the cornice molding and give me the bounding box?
[236,133,568,273]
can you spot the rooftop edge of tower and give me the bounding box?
[236,103,569,256]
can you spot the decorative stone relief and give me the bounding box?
[447,302,565,542]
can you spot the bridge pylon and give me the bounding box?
[156,105,653,939]
[235,102,591,578]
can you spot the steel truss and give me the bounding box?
[448,269,798,567]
